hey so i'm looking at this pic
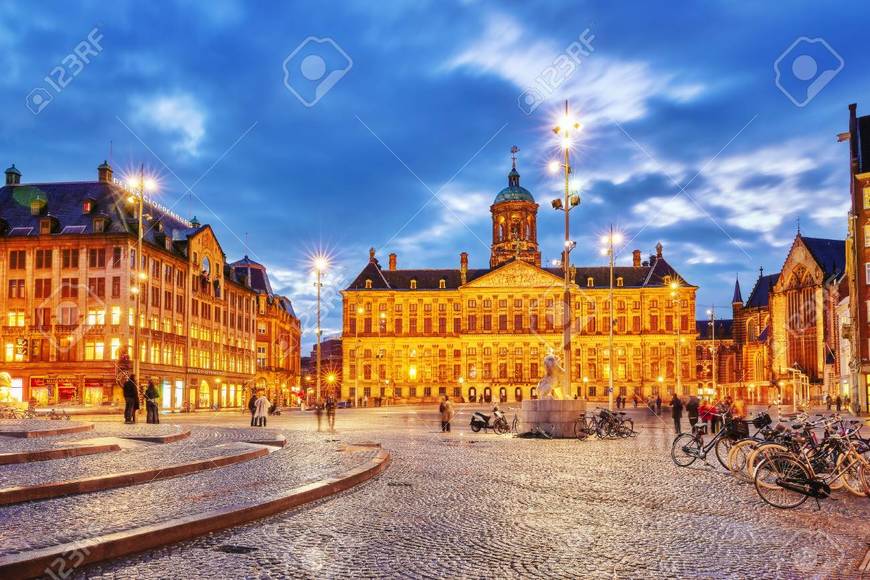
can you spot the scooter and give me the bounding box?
[470,407,509,434]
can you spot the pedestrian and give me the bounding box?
[253,391,270,427]
[363,395,369,408]
[686,395,700,432]
[326,396,336,432]
[123,374,138,424]
[145,380,160,424]
[835,395,842,413]
[440,395,455,432]
[845,395,851,411]
[248,392,257,427]
[700,400,714,433]
[315,401,323,431]
[616,395,623,409]
[633,395,638,409]
[826,394,832,411]
[671,393,683,433]
[655,395,662,416]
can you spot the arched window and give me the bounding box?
[364,279,372,289]
[616,277,624,287]
[438,279,446,289]
[587,277,594,288]
[410,279,417,290]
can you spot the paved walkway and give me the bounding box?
[74,407,870,579]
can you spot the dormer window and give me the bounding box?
[30,197,46,216]
[410,279,417,290]
[82,199,94,214]
[587,277,594,288]
[439,278,446,289]
[39,218,52,235]
[663,275,672,286]
[365,279,372,289]
[93,216,108,233]
[616,277,624,287]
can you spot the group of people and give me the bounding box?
[247,391,272,427]
[824,393,850,412]
[669,394,734,434]
[122,374,160,424]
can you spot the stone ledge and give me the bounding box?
[0,447,390,579]
[0,445,269,506]
[124,428,191,444]
[0,423,94,439]
[0,444,121,465]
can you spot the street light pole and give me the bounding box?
[708,306,717,399]
[607,225,615,411]
[315,267,322,404]
[670,280,682,396]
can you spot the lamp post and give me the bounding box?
[707,306,717,399]
[600,226,622,410]
[550,101,582,398]
[670,279,682,396]
[313,256,329,404]
[126,165,156,408]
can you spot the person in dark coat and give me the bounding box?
[835,395,842,412]
[248,392,257,427]
[686,395,700,431]
[655,395,662,416]
[670,394,683,433]
[144,380,160,424]
[123,375,138,424]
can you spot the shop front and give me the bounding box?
[83,378,115,406]
[0,375,23,405]
[29,376,79,405]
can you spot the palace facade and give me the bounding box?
[341,156,698,404]
[0,162,300,409]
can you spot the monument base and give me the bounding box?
[519,399,587,438]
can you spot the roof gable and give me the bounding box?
[463,259,562,288]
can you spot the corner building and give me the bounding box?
[341,158,698,404]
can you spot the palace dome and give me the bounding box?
[494,168,534,203]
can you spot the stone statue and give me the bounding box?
[537,353,564,400]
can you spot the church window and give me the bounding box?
[865,263,870,284]
[865,225,870,247]
[616,277,624,287]
[439,278,446,289]
[864,186,870,209]
[410,279,417,290]
[587,277,594,288]
[364,279,372,289]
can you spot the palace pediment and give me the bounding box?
[463,260,564,289]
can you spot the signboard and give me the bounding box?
[15,338,28,356]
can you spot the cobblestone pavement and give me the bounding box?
[0,428,374,557]
[0,420,186,452]
[73,407,870,579]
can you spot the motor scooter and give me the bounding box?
[470,406,509,434]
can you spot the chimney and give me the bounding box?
[97,160,113,183]
[5,164,21,186]
[369,247,376,263]
[632,249,641,268]
[388,253,397,271]
[656,242,663,258]
[460,252,468,284]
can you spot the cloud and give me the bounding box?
[631,195,703,227]
[131,93,206,156]
[443,12,705,124]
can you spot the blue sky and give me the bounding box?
[2,1,868,350]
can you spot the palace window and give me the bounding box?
[365,279,372,289]
[439,279,446,289]
[616,277,624,287]
[9,250,25,270]
[587,277,594,287]
[410,279,417,289]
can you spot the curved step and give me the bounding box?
[0,444,269,505]
[0,423,93,439]
[124,428,191,444]
[0,448,390,579]
[0,443,121,465]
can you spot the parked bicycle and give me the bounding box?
[671,410,741,469]
[575,407,637,440]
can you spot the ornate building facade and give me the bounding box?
[0,162,299,410]
[341,156,698,404]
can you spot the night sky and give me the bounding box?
[2,1,868,349]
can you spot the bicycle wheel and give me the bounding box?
[495,419,510,435]
[859,461,870,496]
[573,419,588,440]
[618,418,634,438]
[728,439,758,482]
[838,450,870,497]
[748,443,788,486]
[753,453,810,509]
[714,436,735,470]
[671,433,700,467]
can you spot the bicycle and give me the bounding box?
[671,413,738,469]
[754,434,870,509]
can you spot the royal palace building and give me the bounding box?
[340,156,698,404]
[0,162,300,410]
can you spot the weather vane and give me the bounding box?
[510,145,520,169]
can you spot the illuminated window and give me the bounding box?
[87,309,105,325]
[616,277,624,287]
[439,279,446,289]
[111,306,121,326]
[410,279,417,290]
[587,277,594,287]
[84,341,105,360]
[864,186,870,209]
[365,279,372,289]
[6,311,24,326]
[110,338,120,359]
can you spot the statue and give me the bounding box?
[537,353,565,400]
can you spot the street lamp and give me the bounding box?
[125,165,157,408]
[312,254,329,404]
[707,307,717,400]
[670,279,683,397]
[600,226,622,410]
[550,100,582,399]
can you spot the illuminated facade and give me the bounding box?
[0,162,281,409]
[341,157,698,404]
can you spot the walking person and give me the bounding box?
[123,374,138,424]
[248,392,257,427]
[670,393,683,433]
[253,391,270,427]
[145,380,160,424]
[835,395,842,413]
[440,395,455,432]
[633,395,638,409]
[326,396,336,432]
[686,394,700,432]
[315,400,323,432]
[826,394,832,411]
[655,395,662,416]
